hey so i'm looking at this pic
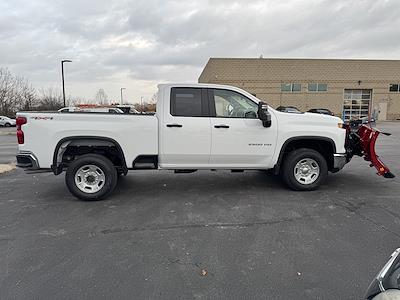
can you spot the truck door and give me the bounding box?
[208,88,276,168]
[159,87,211,168]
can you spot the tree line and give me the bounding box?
[0,67,75,117]
[0,66,158,116]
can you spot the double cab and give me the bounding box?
[15,84,394,200]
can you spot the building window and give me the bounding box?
[281,83,301,92]
[389,84,400,92]
[308,83,327,92]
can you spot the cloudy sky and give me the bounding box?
[1,0,400,103]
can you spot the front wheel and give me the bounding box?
[4,123,11,127]
[65,154,118,201]
[281,148,328,191]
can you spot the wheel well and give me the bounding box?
[52,137,127,175]
[275,138,335,173]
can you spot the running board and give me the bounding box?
[132,163,157,170]
[174,169,197,174]
[25,169,53,174]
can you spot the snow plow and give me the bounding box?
[345,122,395,178]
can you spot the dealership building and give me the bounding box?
[198,58,400,121]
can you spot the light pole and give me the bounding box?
[61,60,72,107]
[120,88,126,104]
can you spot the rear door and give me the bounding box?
[208,88,276,168]
[159,87,211,168]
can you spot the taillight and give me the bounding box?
[16,116,27,144]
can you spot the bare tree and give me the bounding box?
[0,67,16,116]
[0,67,39,116]
[133,94,157,112]
[20,82,37,111]
[133,101,156,112]
[0,67,88,114]
[151,92,158,103]
[34,88,63,111]
[68,96,86,106]
[95,89,108,105]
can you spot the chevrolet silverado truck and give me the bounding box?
[15,84,394,200]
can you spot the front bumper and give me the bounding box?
[333,153,347,171]
[16,151,40,169]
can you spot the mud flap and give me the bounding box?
[348,125,395,178]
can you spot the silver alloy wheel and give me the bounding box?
[294,158,320,185]
[74,164,106,194]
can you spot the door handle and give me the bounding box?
[214,124,230,128]
[166,123,183,128]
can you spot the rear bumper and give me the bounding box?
[16,151,40,169]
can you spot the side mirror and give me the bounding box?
[258,102,272,127]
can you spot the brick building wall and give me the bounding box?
[198,58,400,120]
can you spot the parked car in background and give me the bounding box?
[308,108,334,116]
[365,248,400,299]
[115,105,140,114]
[58,107,81,113]
[347,116,376,130]
[58,107,124,114]
[276,106,302,113]
[360,116,376,124]
[0,116,16,127]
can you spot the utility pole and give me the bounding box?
[61,60,72,107]
[120,88,126,104]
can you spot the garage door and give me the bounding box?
[343,89,371,121]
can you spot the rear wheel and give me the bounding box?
[65,154,118,201]
[4,123,10,127]
[281,148,327,191]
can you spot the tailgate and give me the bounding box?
[346,124,395,178]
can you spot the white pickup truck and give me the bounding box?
[15,83,394,200]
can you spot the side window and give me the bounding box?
[171,88,203,117]
[212,89,258,118]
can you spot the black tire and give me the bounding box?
[65,154,118,201]
[281,148,328,191]
[4,123,10,127]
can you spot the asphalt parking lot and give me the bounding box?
[0,127,16,164]
[0,123,399,300]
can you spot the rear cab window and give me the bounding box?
[170,88,208,117]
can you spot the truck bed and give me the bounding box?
[17,112,158,169]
